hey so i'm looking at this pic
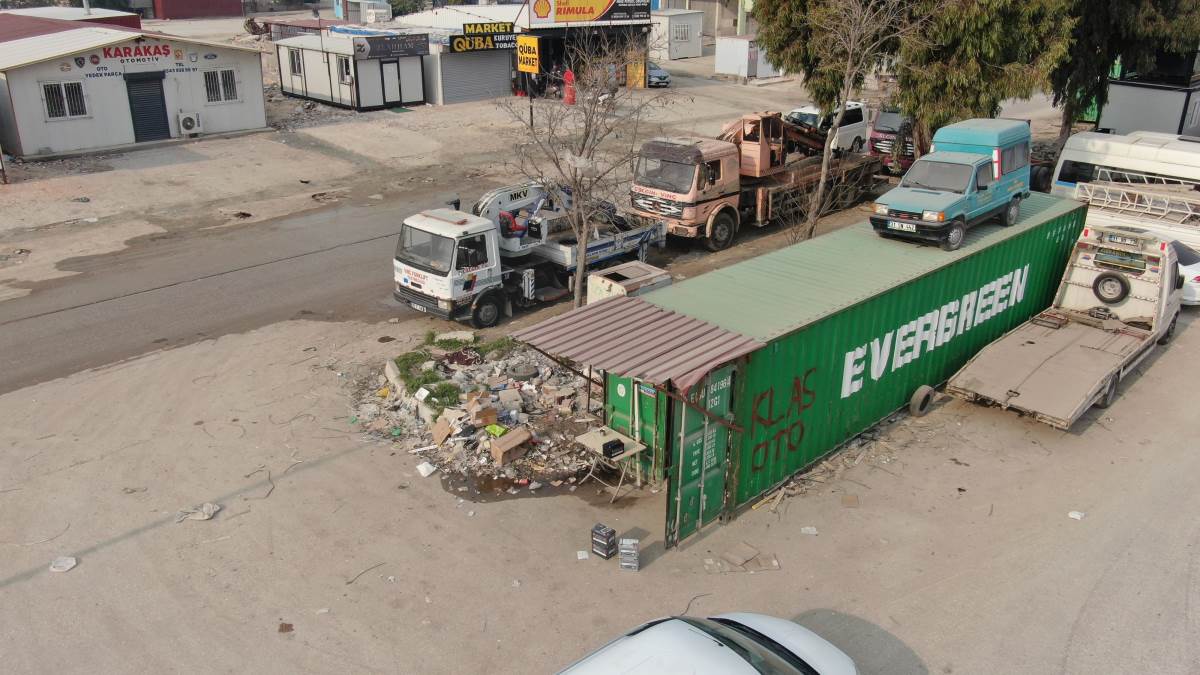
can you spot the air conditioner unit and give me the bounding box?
[178,112,202,135]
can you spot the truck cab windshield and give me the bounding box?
[396,224,453,274]
[873,111,904,133]
[636,157,697,193]
[901,160,973,193]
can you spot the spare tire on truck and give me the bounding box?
[1092,272,1130,304]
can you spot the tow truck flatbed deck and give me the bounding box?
[946,312,1150,429]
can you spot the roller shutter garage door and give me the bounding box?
[125,71,171,143]
[440,51,511,105]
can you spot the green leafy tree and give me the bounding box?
[389,0,424,16]
[892,0,1073,153]
[1049,0,1200,148]
[754,0,851,109]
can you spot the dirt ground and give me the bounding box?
[2,289,1196,675]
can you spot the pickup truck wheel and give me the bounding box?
[940,221,966,251]
[704,212,736,252]
[470,295,502,329]
[1092,272,1130,304]
[851,137,864,153]
[1157,314,1178,345]
[1095,376,1119,409]
[909,385,936,417]
[1001,197,1021,226]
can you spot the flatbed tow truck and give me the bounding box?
[630,111,881,251]
[946,223,1183,429]
[393,182,665,327]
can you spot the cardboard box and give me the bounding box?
[491,427,532,466]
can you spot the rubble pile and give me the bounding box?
[353,333,607,484]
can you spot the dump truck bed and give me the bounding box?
[946,313,1150,429]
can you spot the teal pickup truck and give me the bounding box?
[869,119,1032,251]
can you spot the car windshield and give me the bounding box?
[680,618,807,675]
[901,160,972,193]
[396,224,453,274]
[787,111,820,128]
[1171,241,1200,266]
[636,156,696,193]
[874,111,905,133]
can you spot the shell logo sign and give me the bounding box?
[528,0,650,24]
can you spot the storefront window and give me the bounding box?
[42,81,87,120]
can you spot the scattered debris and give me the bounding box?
[316,608,330,615]
[576,550,589,560]
[278,623,294,634]
[416,461,438,478]
[1068,511,1086,521]
[175,502,221,523]
[841,494,860,508]
[71,196,90,203]
[799,526,819,536]
[511,579,521,588]
[121,487,147,494]
[49,556,77,573]
[705,543,781,574]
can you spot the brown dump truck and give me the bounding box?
[629,111,881,251]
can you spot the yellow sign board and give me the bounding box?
[516,35,540,74]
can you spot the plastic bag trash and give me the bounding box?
[799,526,819,536]
[416,461,437,478]
[176,502,221,522]
[49,556,77,573]
[1068,511,1086,520]
[577,550,589,560]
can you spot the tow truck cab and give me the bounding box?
[393,209,502,323]
[870,119,1032,251]
[630,137,741,238]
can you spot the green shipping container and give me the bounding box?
[515,193,1086,549]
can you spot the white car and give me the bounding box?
[785,101,869,153]
[1172,241,1200,305]
[559,613,858,675]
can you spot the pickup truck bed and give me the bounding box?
[946,312,1151,429]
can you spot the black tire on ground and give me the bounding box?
[1092,272,1131,304]
[1001,196,1021,227]
[1030,166,1050,193]
[1095,376,1119,409]
[470,294,502,329]
[851,137,864,153]
[940,220,967,251]
[1157,314,1178,345]
[909,385,936,417]
[704,211,737,252]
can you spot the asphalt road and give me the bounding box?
[0,198,432,395]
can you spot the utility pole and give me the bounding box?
[83,0,92,15]
[736,0,747,36]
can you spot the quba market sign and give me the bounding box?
[100,43,181,64]
[448,21,516,53]
[529,0,650,24]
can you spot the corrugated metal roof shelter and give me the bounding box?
[643,195,1080,342]
[0,7,142,29]
[513,296,762,392]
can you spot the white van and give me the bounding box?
[1051,131,1200,197]
[1052,130,1200,248]
[785,101,869,152]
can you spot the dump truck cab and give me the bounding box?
[631,137,742,241]
[871,118,1032,251]
[946,223,1184,429]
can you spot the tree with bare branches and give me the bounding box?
[497,37,668,307]
[786,0,933,241]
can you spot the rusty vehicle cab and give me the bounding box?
[631,137,741,240]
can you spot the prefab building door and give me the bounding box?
[125,72,171,143]
[665,364,736,548]
[381,61,401,104]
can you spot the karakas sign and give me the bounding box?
[529,0,650,25]
[100,43,182,64]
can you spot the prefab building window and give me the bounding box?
[338,56,352,84]
[43,81,87,119]
[204,69,239,103]
[672,23,690,42]
[289,49,303,76]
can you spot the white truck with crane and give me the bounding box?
[946,222,1184,429]
[393,183,666,328]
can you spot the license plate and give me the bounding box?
[888,221,917,232]
[1107,234,1137,245]
[409,302,427,313]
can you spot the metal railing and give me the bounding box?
[1074,179,1200,225]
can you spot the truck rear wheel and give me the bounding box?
[470,295,502,329]
[940,221,966,251]
[704,212,736,252]
[1095,376,1120,409]
[1157,314,1178,345]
